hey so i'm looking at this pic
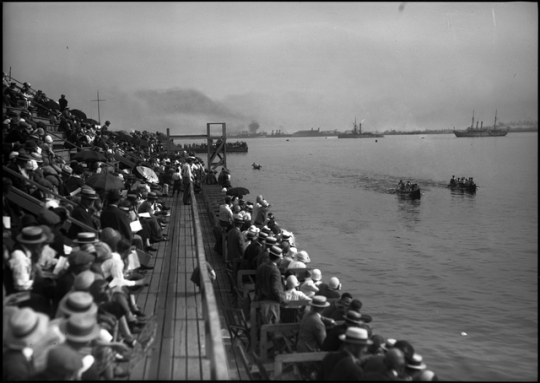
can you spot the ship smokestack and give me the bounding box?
[480,121,483,129]
[476,121,479,129]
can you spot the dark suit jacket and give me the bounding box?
[321,349,350,380]
[255,262,285,303]
[243,241,263,270]
[68,205,97,239]
[6,162,27,193]
[226,226,245,261]
[321,323,349,352]
[100,205,133,243]
[297,311,326,352]
[329,354,365,381]
[317,283,341,299]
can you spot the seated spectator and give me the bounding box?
[288,250,310,268]
[297,295,331,352]
[317,276,342,299]
[321,292,353,321]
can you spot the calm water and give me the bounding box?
[198,133,538,380]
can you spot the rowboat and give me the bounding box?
[396,188,421,199]
[448,182,477,193]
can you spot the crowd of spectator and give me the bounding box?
[218,190,439,380]
[2,75,219,380]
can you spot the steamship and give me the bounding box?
[454,110,508,137]
[338,119,384,139]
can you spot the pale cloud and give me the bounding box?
[3,2,537,134]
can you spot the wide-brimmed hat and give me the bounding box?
[16,226,48,244]
[246,230,257,238]
[257,232,268,241]
[58,292,98,318]
[296,251,310,264]
[406,353,427,370]
[73,232,99,244]
[147,192,158,200]
[233,215,244,224]
[59,312,100,343]
[269,245,283,258]
[309,295,330,308]
[344,310,365,325]
[339,327,373,345]
[80,188,99,200]
[311,269,322,281]
[5,307,49,350]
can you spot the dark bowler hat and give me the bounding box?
[257,232,268,241]
[68,250,95,267]
[80,188,99,200]
[73,232,99,244]
[16,226,48,244]
[339,327,373,345]
[37,209,61,226]
[147,192,158,200]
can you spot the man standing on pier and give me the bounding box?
[226,216,245,269]
[255,245,285,324]
[182,157,193,205]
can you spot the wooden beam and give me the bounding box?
[274,352,329,380]
[260,323,301,362]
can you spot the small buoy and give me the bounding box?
[375,140,378,142]
[461,332,467,336]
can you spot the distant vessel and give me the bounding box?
[338,118,384,139]
[454,110,508,137]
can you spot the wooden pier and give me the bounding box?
[124,183,229,380]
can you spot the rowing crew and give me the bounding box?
[449,176,476,187]
[396,180,419,192]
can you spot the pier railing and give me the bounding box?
[189,182,229,380]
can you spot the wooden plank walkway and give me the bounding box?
[196,184,251,380]
[126,194,210,380]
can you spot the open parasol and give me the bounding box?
[135,166,159,184]
[70,109,87,120]
[85,173,125,191]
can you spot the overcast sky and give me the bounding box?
[3,2,538,134]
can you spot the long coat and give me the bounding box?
[68,205,97,239]
[100,205,133,243]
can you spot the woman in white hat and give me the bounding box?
[284,275,312,302]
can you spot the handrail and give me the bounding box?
[3,165,78,208]
[7,180,98,234]
[190,182,229,380]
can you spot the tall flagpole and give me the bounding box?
[91,91,106,125]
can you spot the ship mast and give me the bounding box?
[493,109,497,130]
[354,117,357,134]
[471,110,475,130]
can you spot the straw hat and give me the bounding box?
[5,307,49,350]
[296,251,310,264]
[59,313,100,343]
[16,226,48,244]
[343,310,364,325]
[338,327,373,345]
[73,271,97,291]
[73,232,99,244]
[58,292,98,318]
[309,295,330,308]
